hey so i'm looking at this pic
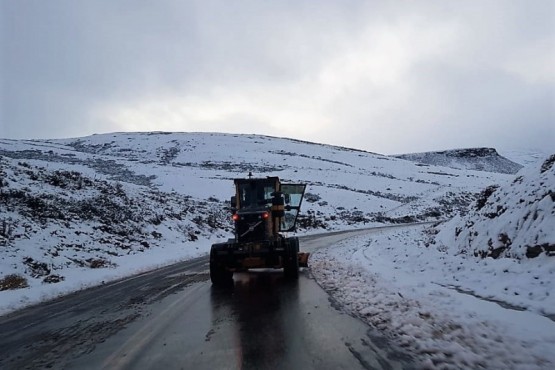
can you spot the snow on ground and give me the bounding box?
[311,225,555,369]
[498,149,551,167]
[310,154,555,369]
[0,153,230,315]
[0,238,214,316]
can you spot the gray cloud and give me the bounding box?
[2,0,554,154]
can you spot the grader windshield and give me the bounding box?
[233,177,305,231]
[237,180,275,209]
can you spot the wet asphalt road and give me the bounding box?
[0,228,415,370]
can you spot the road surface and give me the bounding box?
[0,228,415,370]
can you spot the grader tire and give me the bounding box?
[210,249,233,286]
[283,237,299,279]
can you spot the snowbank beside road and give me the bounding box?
[310,225,555,369]
[0,239,214,316]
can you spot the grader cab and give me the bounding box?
[209,175,308,285]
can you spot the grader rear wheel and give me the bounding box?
[210,248,233,286]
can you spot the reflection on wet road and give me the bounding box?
[72,271,408,369]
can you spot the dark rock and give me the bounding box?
[43,275,65,284]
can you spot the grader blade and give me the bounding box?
[298,252,310,268]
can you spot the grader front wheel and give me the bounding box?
[283,237,300,279]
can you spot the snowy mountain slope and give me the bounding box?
[0,132,510,313]
[434,154,554,260]
[420,154,555,316]
[0,155,231,306]
[498,148,551,167]
[394,147,523,174]
[436,155,555,259]
[2,132,508,225]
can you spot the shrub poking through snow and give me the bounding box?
[435,154,555,259]
[0,274,29,291]
[43,275,65,284]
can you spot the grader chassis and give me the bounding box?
[209,175,308,285]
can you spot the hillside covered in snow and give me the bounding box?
[434,154,555,260]
[0,132,511,312]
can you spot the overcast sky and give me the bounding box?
[1,0,554,154]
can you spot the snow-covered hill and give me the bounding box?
[395,147,523,174]
[0,132,510,313]
[434,154,554,260]
[498,148,551,167]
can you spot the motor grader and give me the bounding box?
[209,175,308,285]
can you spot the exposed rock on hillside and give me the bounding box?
[395,147,523,174]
